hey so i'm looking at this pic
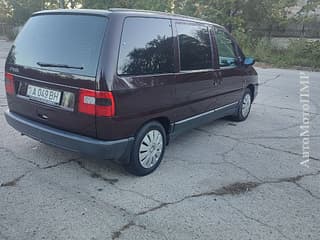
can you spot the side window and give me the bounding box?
[176,23,212,71]
[118,17,174,76]
[214,28,238,67]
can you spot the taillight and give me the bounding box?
[5,72,14,95]
[78,89,115,117]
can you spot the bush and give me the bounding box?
[285,40,320,68]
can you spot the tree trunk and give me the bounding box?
[59,0,64,9]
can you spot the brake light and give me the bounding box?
[5,72,14,95]
[78,89,115,117]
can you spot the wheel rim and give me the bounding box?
[138,130,163,169]
[241,93,251,117]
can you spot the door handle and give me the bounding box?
[213,71,223,86]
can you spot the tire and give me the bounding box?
[125,121,166,176]
[231,88,252,122]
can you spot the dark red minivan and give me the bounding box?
[4,8,258,175]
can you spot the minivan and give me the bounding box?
[4,8,258,176]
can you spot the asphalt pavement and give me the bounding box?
[0,40,319,240]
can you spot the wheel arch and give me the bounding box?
[247,84,255,102]
[135,116,172,145]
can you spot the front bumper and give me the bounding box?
[5,110,134,162]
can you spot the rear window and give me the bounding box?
[7,14,107,77]
[176,23,212,71]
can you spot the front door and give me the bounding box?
[212,27,245,108]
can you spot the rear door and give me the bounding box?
[173,21,220,123]
[5,13,108,137]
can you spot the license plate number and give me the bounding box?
[27,85,61,105]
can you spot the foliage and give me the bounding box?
[238,37,320,69]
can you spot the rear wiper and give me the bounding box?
[37,62,84,70]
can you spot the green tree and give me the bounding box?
[243,0,296,32]
[6,0,44,26]
[172,0,297,33]
[0,0,12,23]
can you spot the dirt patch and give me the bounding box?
[214,182,261,195]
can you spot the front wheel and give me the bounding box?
[125,121,166,176]
[231,88,252,122]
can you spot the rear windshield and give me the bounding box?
[8,14,107,77]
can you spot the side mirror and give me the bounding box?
[244,57,255,66]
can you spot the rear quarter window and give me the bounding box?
[117,17,174,76]
[176,23,212,71]
[7,14,108,77]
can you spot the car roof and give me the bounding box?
[33,8,223,28]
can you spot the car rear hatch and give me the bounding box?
[5,12,110,138]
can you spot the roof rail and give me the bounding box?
[109,8,209,23]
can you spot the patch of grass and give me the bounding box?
[235,32,320,70]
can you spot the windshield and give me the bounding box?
[7,14,108,77]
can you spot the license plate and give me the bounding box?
[27,85,61,105]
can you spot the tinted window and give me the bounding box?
[214,28,238,67]
[118,17,174,76]
[7,14,107,77]
[177,23,212,71]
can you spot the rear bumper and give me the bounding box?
[4,110,134,162]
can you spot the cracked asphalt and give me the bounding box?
[0,39,320,240]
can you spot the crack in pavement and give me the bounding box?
[0,159,78,187]
[194,128,317,182]
[294,181,320,200]
[90,171,119,185]
[136,170,320,216]
[1,145,161,204]
[246,135,320,140]
[168,142,263,183]
[111,220,146,240]
[0,171,30,187]
[41,158,80,170]
[253,98,320,133]
[0,146,41,168]
[259,74,281,86]
[0,149,80,188]
[0,145,82,170]
[167,155,228,166]
[75,160,119,185]
[195,130,320,163]
[111,220,169,240]
[225,160,263,182]
[245,141,320,162]
[74,160,163,204]
[254,103,320,116]
[218,141,263,182]
[225,200,292,240]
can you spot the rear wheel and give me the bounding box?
[231,88,252,121]
[125,121,166,176]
